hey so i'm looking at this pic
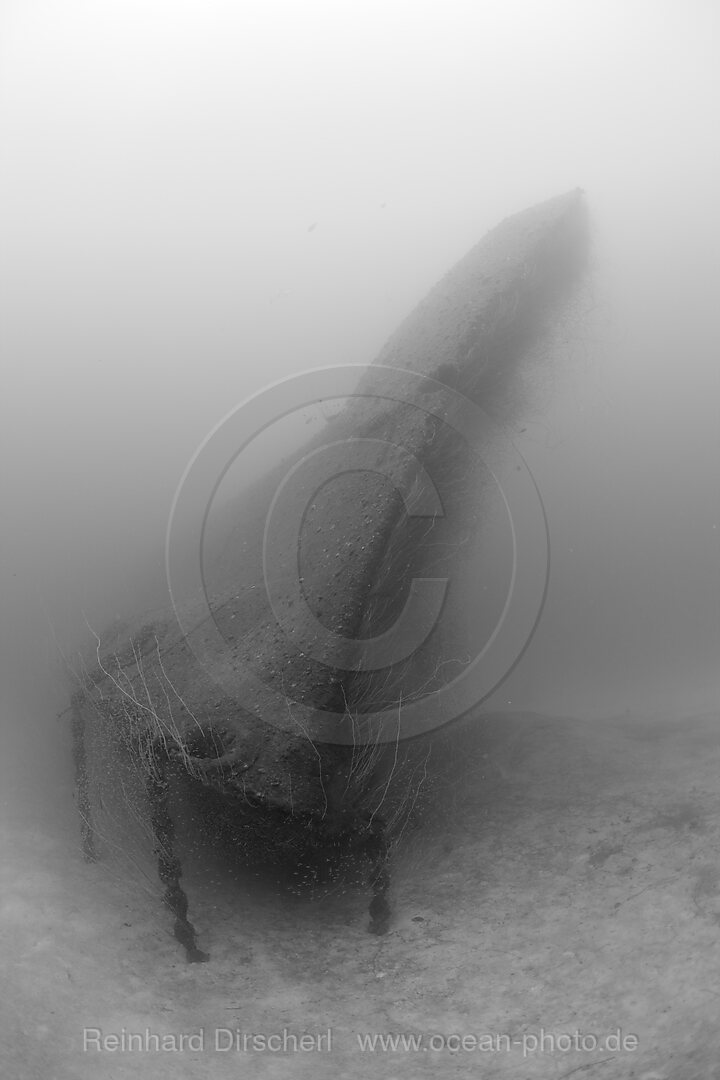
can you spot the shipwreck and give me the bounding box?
[70,189,588,962]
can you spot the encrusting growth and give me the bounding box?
[69,190,588,961]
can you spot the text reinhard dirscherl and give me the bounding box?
[83,1028,332,1053]
[82,1027,640,1056]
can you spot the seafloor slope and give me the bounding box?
[4,708,720,1079]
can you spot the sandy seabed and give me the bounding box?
[3,708,720,1080]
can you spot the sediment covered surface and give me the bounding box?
[4,709,720,1079]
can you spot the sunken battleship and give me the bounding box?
[70,190,588,962]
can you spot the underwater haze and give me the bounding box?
[1,4,720,1076]
[1,0,718,727]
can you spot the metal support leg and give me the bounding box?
[365,821,391,935]
[71,700,97,862]
[147,753,209,963]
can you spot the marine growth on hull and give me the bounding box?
[69,190,589,961]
